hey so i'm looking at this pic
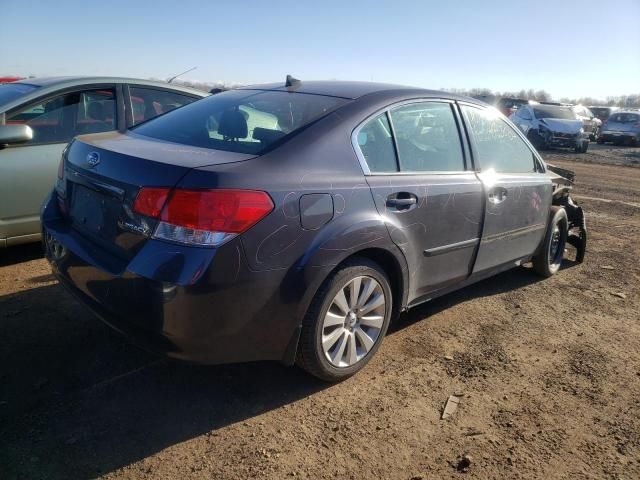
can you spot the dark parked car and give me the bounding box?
[42,80,587,381]
[589,106,619,123]
[597,110,640,145]
[472,95,529,116]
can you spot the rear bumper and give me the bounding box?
[41,192,304,365]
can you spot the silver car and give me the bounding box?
[597,110,640,146]
[572,105,602,141]
[0,77,208,247]
[510,104,589,153]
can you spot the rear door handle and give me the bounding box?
[488,187,508,204]
[386,193,418,211]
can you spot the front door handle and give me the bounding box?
[386,193,418,211]
[488,187,508,204]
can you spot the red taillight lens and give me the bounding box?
[133,188,274,246]
[160,189,273,233]
[133,187,171,218]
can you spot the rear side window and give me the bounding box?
[356,113,397,173]
[129,86,198,125]
[390,102,464,172]
[462,106,536,173]
[133,89,348,154]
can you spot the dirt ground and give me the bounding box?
[1,145,639,480]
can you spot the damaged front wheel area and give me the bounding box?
[533,206,568,277]
[564,197,587,263]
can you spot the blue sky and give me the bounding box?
[1,0,638,99]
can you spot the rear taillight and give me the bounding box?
[133,188,273,247]
[133,187,171,218]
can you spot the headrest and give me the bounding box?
[218,109,248,139]
[252,127,285,144]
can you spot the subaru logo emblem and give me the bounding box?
[86,152,100,168]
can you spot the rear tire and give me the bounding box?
[532,206,568,277]
[296,257,392,382]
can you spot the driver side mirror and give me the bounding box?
[0,124,33,148]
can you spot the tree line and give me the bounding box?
[443,87,640,108]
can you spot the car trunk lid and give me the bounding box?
[61,131,255,261]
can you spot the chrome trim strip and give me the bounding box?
[423,237,480,257]
[480,223,546,244]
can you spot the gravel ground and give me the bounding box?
[1,145,639,480]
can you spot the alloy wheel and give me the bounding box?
[321,275,386,368]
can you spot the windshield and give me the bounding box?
[533,106,576,120]
[0,83,39,106]
[133,89,349,154]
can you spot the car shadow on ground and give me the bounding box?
[0,242,43,267]
[391,259,581,334]
[0,259,580,479]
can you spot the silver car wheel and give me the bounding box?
[321,275,386,368]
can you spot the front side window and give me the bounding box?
[390,102,464,172]
[356,113,397,173]
[129,86,198,125]
[133,89,348,154]
[462,106,537,174]
[6,88,116,145]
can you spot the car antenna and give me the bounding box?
[167,66,197,83]
[285,74,301,88]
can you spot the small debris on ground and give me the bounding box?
[454,454,472,473]
[610,291,627,299]
[444,355,454,361]
[442,395,461,419]
[600,265,615,270]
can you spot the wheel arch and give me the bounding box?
[281,244,409,365]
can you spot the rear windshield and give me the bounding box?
[589,107,610,117]
[0,83,39,106]
[133,89,349,154]
[609,113,639,123]
[533,106,576,120]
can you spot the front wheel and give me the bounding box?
[532,206,568,277]
[296,258,392,381]
[575,140,589,153]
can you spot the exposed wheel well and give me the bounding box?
[341,247,406,320]
[283,247,407,365]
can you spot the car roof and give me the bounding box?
[237,80,465,101]
[1,76,208,113]
[14,76,207,95]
